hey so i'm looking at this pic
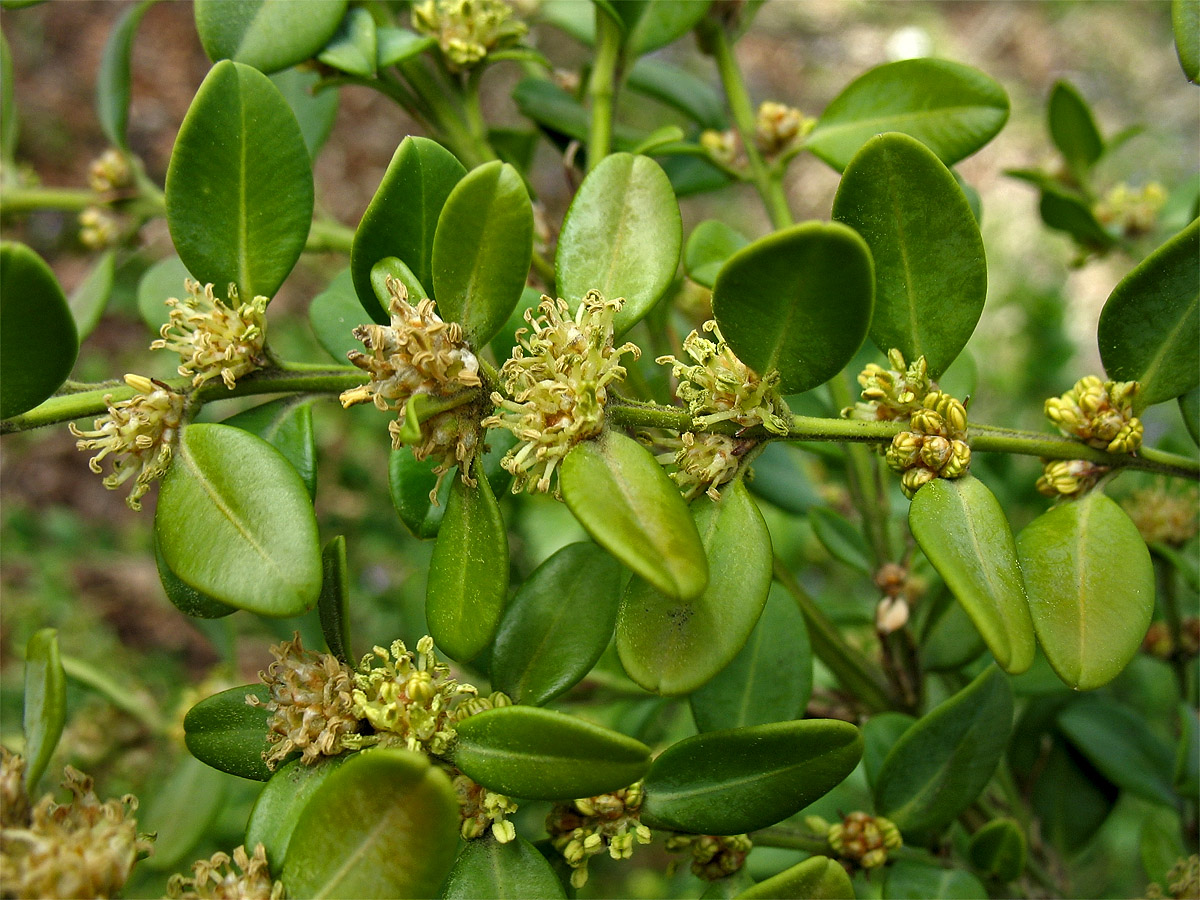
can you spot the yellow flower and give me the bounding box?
[1044,375,1142,454]
[151,280,269,390]
[412,0,527,71]
[546,782,652,889]
[167,843,282,900]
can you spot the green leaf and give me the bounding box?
[1180,387,1200,447]
[874,665,1013,835]
[450,706,652,800]
[140,754,229,870]
[736,856,853,900]
[560,430,707,601]
[245,756,350,877]
[627,58,726,129]
[432,161,533,345]
[832,132,986,378]
[372,256,429,311]
[23,629,66,791]
[1,32,17,163]
[1174,0,1200,82]
[156,423,322,617]
[270,67,339,160]
[165,60,314,300]
[377,27,436,67]
[1029,738,1117,855]
[806,59,1009,173]
[1098,219,1200,410]
[556,152,682,334]
[920,590,986,672]
[684,220,749,289]
[283,749,460,899]
[68,250,116,339]
[1038,184,1116,250]
[883,860,987,900]
[1016,491,1155,690]
[317,6,377,77]
[318,536,352,664]
[1175,703,1199,796]
[154,528,236,619]
[711,222,874,394]
[137,254,192,334]
[95,0,154,150]
[222,396,317,499]
[309,268,367,363]
[808,506,872,574]
[967,817,1026,883]
[351,136,465,323]
[1047,81,1104,183]
[194,0,348,74]
[0,242,78,420]
[623,0,712,56]
[441,836,566,900]
[388,446,452,539]
[491,542,623,705]
[426,467,509,662]
[909,477,1035,674]
[617,481,772,695]
[861,712,915,790]
[640,720,863,835]
[183,684,276,781]
[689,583,812,732]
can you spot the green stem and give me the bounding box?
[398,59,494,167]
[748,826,829,854]
[306,219,355,254]
[531,250,556,292]
[1,186,99,215]
[587,7,623,172]
[827,375,894,565]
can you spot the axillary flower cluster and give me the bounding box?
[1037,375,1141,498]
[411,0,527,71]
[546,783,653,889]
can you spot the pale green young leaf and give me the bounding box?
[183,684,276,781]
[194,0,348,74]
[1047,80,1104,183]
[736,857,853,900]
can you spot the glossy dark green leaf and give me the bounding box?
[736,856,853,900]
[165,60,313,300]
[317,6,376,77]
[808,506,871,574]
[712,222,874,394]
[1016,491,1154,690]
[23,629,66,791]
[426,467,509,662]
[451,706,652,800]
[1047,81,1104,182]
[137,254,192,333]
[318,536,352,664]
[909,477,1035,674]
[617,482,772,695]
[377,27,435,67]
[1180,387,1200,447]
[684,220,749,289]
[309,268,367,363]
[689,583,812,732]
[1057,696,1176,807]
[920,590,986,672]
[68,250,115,339]
[432,161,533,345]
[270,67,339,160]
[640,719,863,835]
[183,684,276,781]
[968,817,1025,883]
[1030,738,1117,855]
[283,749,460,899]
[623,0,711,56]
[861,712,915,789]
[561,430,707,601]
[832,132,986,378]
[96,0,154,150]
[154,528,236,619]
[141,754,228,870]
[875,665,1013,835]
[441,835,566,900]
[0,242,78,420]
[556,152,682,334]
[806,59,1009,172]
[512,77,645,152]
[627,58,725,129]
[1,33,16,162]
[1175,0,1200,82]
[245,756,349,877]
[1098,219,1200,410]
[222,397,317,499]
[883,860,987,900]
[156,424,322,617]
[194,0,348,73]
[351,136,465,323]
[1038,185,1116,250]
[388,446,452,539]
[491,542,622,705]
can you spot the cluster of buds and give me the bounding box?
[412,0,528,71]
[546,783,653,889]
[0,752,154,899]
[340,277,483,500]
[1044,375,1142,454]
[87,149,133,194]
[78,206,118,250]
[167,843,282,900]
[843,350,934,423]
[1094,181,1167,238]
[448,767,518,843]
[664,833,752,881]
[754,101,814,158]
[885,391,971,498]
[68,374,186,511]
[656,431,747,501]
[152,280,269,390]
[484,290,639,495]
[1035,458,1109,498]
[874,562,923,635]
[1122,483,1199,547]
[700,129,743,168]
[1145,854,1200,900]
[807,812,902,871]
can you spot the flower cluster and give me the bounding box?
[448,767,519,843]
[823,811,903,870]
[885,391,972,498]
[1044,375,1142,455]
[664,833,752,881]
[152,280,269,390]
[87,149,133,194]
[700,129,742,168]
[0,753,154,899]
[1035,458,1109,499]
[68,374,186,511]
[1094,181,1167,238]
[546,783,653,889]
[754,101,814,158]
[167,844,282,900]
[1122,483,1199,546]
[412,0,527,71]
[78,207,118,250]
[484,290,639,495]
[1146,854,1200,900]
[843,350,934,422]
[656,431,747,501]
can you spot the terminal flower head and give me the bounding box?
[754,101,814,157]
[412,0,527,71]
[151,280,269,390]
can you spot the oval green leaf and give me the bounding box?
[628,58,726,130]
[1016,491,1154,690]
[909,476,1035,674]
[1175,0,1200,82]
[271,66,339,160]
[245,756,350,877]
[625,0,712,56]
[736,856,854,900]
[968,817,1026,883]
[808,506,872,574]
[140,754,229,870]
[194,0,348,74]
[23,628,66,791]
[426,468,509,662]
[617,481,772,695]
[96,0,154,150]
[1038,184,1117,251]
[156,423,322,617]
[832,132,986,378]
[491,542,623,705]
[874,665,1013,835]
[1,242,79,420]
[1098,219,1200,410]
[883,860,987,900]
[640,719,863,835]
[318,535,352,664]
[388,446,452,539]
[351,136,465,323]
[450,706,652,800]
[317,6,376,77]
[154,528,236,619]
[432,160,533,346]
[309,268,366,363]
[68,250,115,340]
[377,27,436,67]
[685,220,749,289]
[560,430,707,601]
[556,152,682,334]
[1180,386,1200,448]
[183,684,276,781]
[1047,81,1104,182]
[806,59,1009,173]
[441,835,566,900]
[222,396,317,499]
[166,60,314,300]
[283,749,460,899]
[712,222,874,394]
[861,711,915,790]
